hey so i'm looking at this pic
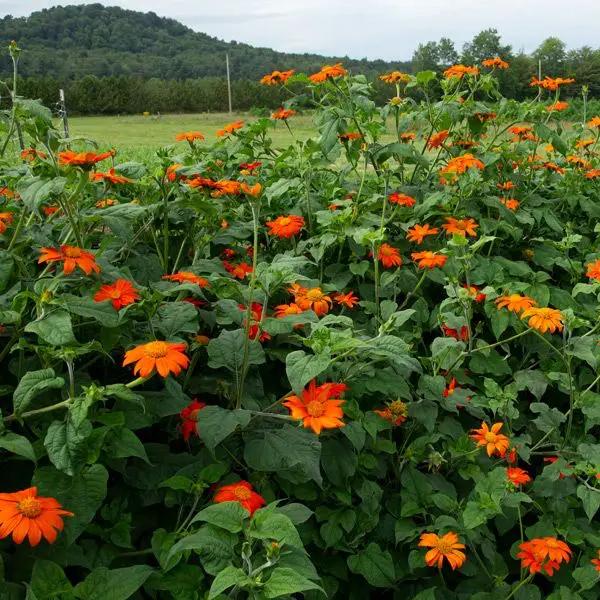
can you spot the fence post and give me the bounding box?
[226,53,233,115]
[59,89,70,138]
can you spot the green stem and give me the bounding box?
[4,399,72,422]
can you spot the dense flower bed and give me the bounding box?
[1,45,600,598]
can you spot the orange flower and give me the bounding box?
[338,132,362,142]
[521,307,564,334]
[43,205,59,217]
[214,481,265,515]
[439,154,484,181]
[453,139,477,150]
[0,212,14,234]
[500,197,520,211]
[57,150,113,167]
[211,180,242,197]
[241,182,262,197]
[591,550,600,573]
[418,532,466,570]
[585,169,600,179]
[542,161,565,174]
[530,76,575,91]
[374,400,408,426]
[163,271,209,288]
[379,71,410,84]
[123,341,189,378]
[260,69,295,85]
[517,538,572,576]
[274,303,304,318]
[271,107,296,120]
[506,467,531,486]
[295,287,332,316]
[407,223,439,245]
[175,131,205,143]
[308,63,347,83]
[428,130,449,149]
[389,192,416,207]
[283,380,346,434]
[497,181,515,191]
[442,324,469,341]
[482,57,509,69]
[333,291,359,309]
[495,294,537,313]
[400,132,416,142]
[586,259,600,281]
[90,168,131,185]
[442,217,478,237]
[188,176,217,189]
[223,260,253,279]
[95,198,118,208]
[588,116,600,128]
[509,125,534,141]
[411,251,447,270]
[463,284,486,303]
[470,422,510,457]
[94,279,140,310]
[180,399,206,441]
[378,243,402,269]
[216,121,244,137]
[576,138,595,149]
[266,215,305,238]
[240,302,270,342]
[239,161,262,173]
[475,111,497,122]
[38,245,100,275]
[444,64,479,79]
[547,101,569,112]
[443,377,458,397]
[21,147,47,161]
[0,487,73,546]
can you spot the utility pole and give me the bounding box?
[59,89,70,138]
[225,53,233,115]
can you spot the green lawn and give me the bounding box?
[66,112,315,156]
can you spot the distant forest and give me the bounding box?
[1,4,599,114]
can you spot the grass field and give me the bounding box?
[66,112,316,158]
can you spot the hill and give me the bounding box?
[0,3,409,80]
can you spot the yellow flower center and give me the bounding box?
[484,432,497,443]
[64,247,82,258]
[279,217,291,226]
[144,341,169,358]
[435,538,454,554]
[109,289,122,299]
[17,497,42,518]
[305,288,324,301]
[307,400,325,417]
[234,486,252,500]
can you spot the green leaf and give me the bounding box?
[196,406,251,452]
[249,508,303,547]
[13,368,65,415]
[189,501,249,532]
[25,310,76,346]
[0,432,36,461]
[30,560,73,599]
[63,295,120,327]
[263,567,323,598]
[153,301,199,338]
[151,528,182,572]
[105,427,150,463]
[74,565,153,600]
[347,542,396,587]
[208,566,249,599]
[577,485,600,521]
[207,328,265,374]
[285,350,331,394]
[44,418,92,475]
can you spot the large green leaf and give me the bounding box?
[0,432,36,461]
[13,368,65,415]
[263,567,323,598]
[347,542,396,587]
[25,310,76,346]
[196,406,251,452]
[74,565,153,600]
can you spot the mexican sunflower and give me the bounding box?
[506,467,531,486]
[57,150,113,167]
[462,284,486,302]
[388,192,416,207]
[374,400,408,426]
[418,532,466,570]
[214,481,265,516]
[547,101,569,112]
[239,161,262,173]
[442,217,478,237]
[443,64,479,79]
[123,341,190,378]
[407,223,439,245]
[517,538,572,576]
[521,307,564,334]
[260,69,294,85]
[223,260,253,279]
[500,197,520,211]
[470,422,510,457]
[175,131,205,142]
[90,168,132,185]
[585,169,600,179]
[379,71,410,84]
[21,147,47,161]
[443,378,458,398]
[497,181,515,191]
[283,380,346,434]
[241,182,262,197]
[495,294,537,313]
[163,271,209,288]
[530,76,575,91]
[378,243,402,269]
[308,63,347,83]
[180,399,206,442]
[266,215,305,238]
[427,130,449,149]
[274,303,304,318]
[411,251,447,270]
[271,107,296,120]
[439,154,484,181]
[338,132,362,142]
[591,550,600,572]
[216,120,244,137]
[482,56,509,69]
[96,198,118,208]
[240,303,270,342]
[333,291,359,309]
[586,259,600,281]
[588,116,600,128]
[38,246,100,275]
[442,324,469,341]
[295,287,332,316]
[94,279,140,310]
[0,487,73,546]
[0,212,14,234]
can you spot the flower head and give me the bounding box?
[444,65,479,79]
[266,215,305,238]
[338,132,362,142]
[586,259,600,281]
[470,422,510,457]
[495,294,537,313]
[38,245,100,275]
[214,481,265,515]
[309,63,347,83]
[530,76,575,91]
[94,279,140,310]
[293,286,332,316]
[175,131,205,143]
[333,291,359,309]
[163,271,209,288]
[482,57,509,69]
[223,260,253,279]
[123,341,190,378]
[90,168,132,185]
[428,130,449,149]
[379,71,410,84]
[500,197,520,211]
[547,101,569,112]
[517,538,572,576]
[374,400,408,426]
[57,150,113,167]
[591,550,600,573]
[271,107,296,120]
[0,212,14,234]
[588,116,600,129]
[439,154,484,182]
[216,121,244,137]
[180,399,206,441]
[411,251,447,270]
[378,243,402,269]
[260,69,295,85]
[506,467,531,487]
[283,380,346,434]
[274,303,304,318]
[521,307,564,334]
[0,487,73,546]
[388,192,416,207]
[442,217,478,237]
[407,223,439,245]
[418,532,466,570]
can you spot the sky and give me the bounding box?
[2,0,600,61]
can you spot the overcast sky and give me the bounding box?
[3,0,600,60]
